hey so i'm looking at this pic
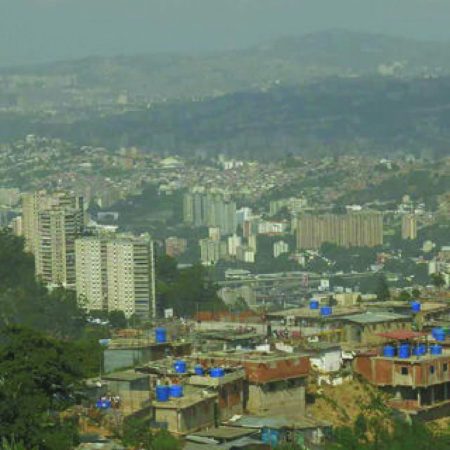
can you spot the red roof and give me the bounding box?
[377,330,428,341]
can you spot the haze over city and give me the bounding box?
[0,1,449,449]
[2,0,450,65]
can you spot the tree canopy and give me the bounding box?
[155,255,225,316]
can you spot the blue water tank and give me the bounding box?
[413,344,426,356]
[155,328,167,344]
[309,299,319,310]
[261,428,280,447]
[398,344,410,358]
[155,385,170,402]
[194,365,204,376]
[320,306,332,316]
[169,385,184,398]
[174,360,187,374]
[210,367,225,378]
[432,328,446,342]
[383,345,396,357]
[411,301,421,313]
[430,344,443,355]
[96,399,112,409]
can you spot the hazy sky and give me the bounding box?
[1,0,450,66]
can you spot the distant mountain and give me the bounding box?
[3,30,450,104]
[20,75,450,160]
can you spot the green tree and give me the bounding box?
[151,430,182,450]
[121,417,153,449]
[397,291,411,302]
[121,418,181,450]
[156,258,225,316]
[0,327,83,449]
[431,272,445,290]
[108,310,127,329]
[375,274,390,301]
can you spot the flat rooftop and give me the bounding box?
[195,350,309,364]
[225,414,331,430]
[193,427,255,441]
[102,370,149,382]
[268,306,362,319]
[189,369,246,387]
[153,385,217,410]
[366,301,449,313]
[197,331,262,341]
[375,349,450,364]
[341,311,410,324]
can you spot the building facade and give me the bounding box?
[401,214,417,240]
[75,235,156,318]
[297,212,383,250]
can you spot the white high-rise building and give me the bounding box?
[21,191,84,287]
[75,237,107,311]
[75,234,156,318]
[36,207,84,287]
[228,234,242,257]
[401,214,417,240]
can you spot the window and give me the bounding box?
[429,366,435,375]
[401,367,409,375]
[443,363,448,372]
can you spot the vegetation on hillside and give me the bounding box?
[155,255,225,316]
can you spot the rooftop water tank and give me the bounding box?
[169,385,183,398]
[174,360,187,374]
[383,345,395,357]
[194,365,204,376]
[398,343,410,359]
[411,301,421,313]
[155,328,167,344]
[432,328,446,342]
[320,306,332,317]
[430,344,443,355]
[413,343,426,356]
[155,385,170,402]
[96,399,112,409]
[210,367,225,378]
[309,299,319,310]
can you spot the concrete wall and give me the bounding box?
[104,345,168,373]
[247,378,306,415]
[310,349,342,373]
[217,379,244,420]
[344,321,411,345]
[354,355,450,387]
[195,321,267,334]
[154,399,216,435]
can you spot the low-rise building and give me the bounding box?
[189,369,246,421]
[354,331,450,417]
[196,351,310,416]
[340,311,411,345]
[153,386,217,435]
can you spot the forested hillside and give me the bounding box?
[19,76,450,160]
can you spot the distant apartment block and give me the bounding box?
[199,238,222,266]
[297,212,383,250]
[401,214,417,240]
[75,235,156,318]
[183,191,236,235]
[21,191,84,287]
